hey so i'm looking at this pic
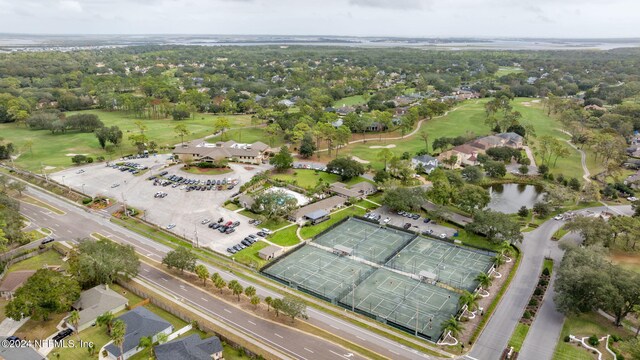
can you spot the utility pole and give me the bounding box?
[415,299,420,336]
[194,224,199,248]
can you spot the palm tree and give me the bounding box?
[251,295,260,309]
[458,291,480,315]
[441,316,464,339]
[244,286,257,299]
[96,311,114,335]
[137,336,153,358]
[493,254,506,269]
[68,310,80,339]
[215,277,226,294]
[156,332,168,345]
[498,241,513,259]
[111,319,126,360]
[265,296,273,312]
[195,264,209,286]
[475,272,493,291]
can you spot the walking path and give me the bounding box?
[0,317,30,336]
[558,129,591,183]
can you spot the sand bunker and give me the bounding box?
[351,156,370,164]
[368,144,396,149]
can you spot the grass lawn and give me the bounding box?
[110,283,144,306]
[508,323,530,352]
[552,226,569,241]
[610,250,640,274]
[182,166,233,175]
[543,258,554,274]
[355,198,380,210]
[231,241,269,268]
[0,110,253,172]
[299,206,367,239]
[333,95,367,107]
[20,195,65,215]
[437,222,501,252]
[266,225,300,246]
[14,312,67,343]
[7,249,65,272]
[553,312,633,360]
[270,169,370,190]
[210,127,285,148]
[238,210,291,231]
[23,229,47,241]
[51,322,111,360]
[224,202,241,211]
[0,298,8,322]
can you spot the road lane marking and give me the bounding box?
[200,297,209,302]
[330,325,339,330]
[390,350,399,355]
[329,350,348,359]
[54,224,60,227]
[274,333,283,338]
[304,348,314,353]
[143,269,149,272]
[161,278,168,282]
[223,308,232,314]
[248,320,256,325]
[356,335,365,341]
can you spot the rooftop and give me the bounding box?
[154,334,223,360]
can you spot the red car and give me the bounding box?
[225,221,233,227]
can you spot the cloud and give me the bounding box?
[349,0,428,10]
[58,0,83,12]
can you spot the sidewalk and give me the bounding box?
[0,316,30,336]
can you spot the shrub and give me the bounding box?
[542,267,550,276]
[523,311,532,319]
[538,279,548,287]
[610,334,621,342]
[517,206,530,218]
[564,335,571,342]
[534,288,543,296]
[82,198,92,204]
[588,335,599,346]
[529,298,538,306]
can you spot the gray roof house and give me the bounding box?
[411,155,439,174]
[105,307,173,360]
[0,337,45,360]
[497,132,524,148]
[154,334,223,360]
[68,284,128,332]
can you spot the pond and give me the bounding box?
[486,183,546,214]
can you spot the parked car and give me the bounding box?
[257,231,267,237]
[403,223,411,229]
[241,239,251,246]
[383,217,390,224]
[439,233,447,239]
[225,228,236,234]
[227,247,236,254]
[261,228,271,234]
[218,217,224,223]
[411,214,420,220]
[553,215,563,221]
[52,329,73,342]
[166,224,176,230]
[41,237,55,245]
[201,219,210,225]
[232,221,240,228]
[423,218,431,224]
[218,226,227,233]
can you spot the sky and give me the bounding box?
[0,0,638,38]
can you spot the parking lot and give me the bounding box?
[49,154,273,253]
[370,206,457,239]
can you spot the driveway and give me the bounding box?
[49,156,273,253]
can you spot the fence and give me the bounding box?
[0,247,49,280]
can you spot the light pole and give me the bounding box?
[81,183,85,194]
[61,175,66,187]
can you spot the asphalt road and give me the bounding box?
[16,183,440,360]
[469,205,632,360]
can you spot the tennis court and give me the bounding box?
[262,245,375,301]
[339,269,460,340]
[388,237,495,291]
[313,217,416,264]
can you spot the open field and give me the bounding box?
[7,249,66,272]
[495,66,525,77]
[333,95,367,107]
[266,225,300,246]
[232,240,269,268]
[0,109,255,172]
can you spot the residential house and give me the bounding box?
[351,182,378,197]
[624,171,640,190]
[104,307,173,360]
[473,135,504,150]
[0,336,45,360]
[258,245,285,261]
[411,155,439,174]
[0,270,35,300]
[173,140,270,165]
[278,99,295,107]
[336,106,356,116]
[584,104,607,112]
[154,334,223,360]
[366,122,386,132]
[497,132,524,148]
[451,144,481,166]
[437,150,462,169]
[331,118,344,128]
[330,182,360,199]
[67,284,128,332]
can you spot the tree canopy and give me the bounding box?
[68,238,140,288]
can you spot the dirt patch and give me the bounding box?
[521,102,532,107]
[65,153,87,157]
[43,166,56,171]
[368,144,396,149]
[610,251,640,272]
[244,166,255,170]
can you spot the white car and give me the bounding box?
[439,234,447,239]
[166,224,176,230]
[261,228,272,234]
[627,197,638,202]
[76,169,85,174]
[201,219,210,225]
[110,183,120,188]
[383,217,390,224]
[553,215,563,221]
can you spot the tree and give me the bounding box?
[174,123,190,146]
[280,295,308,321]
[382,187,427,212]
[137,336,153,359]
[213,117,231,140]
[68,239,139,288]
[8,181,26,197]
[95,126,110,149]
[299,132,316,159]
[455,185,490,214]
[128,133,148,154]
[377,148,394,170]
[111,319,126,360]
[134,120,147,135]
[532,201,551,217]
[265,296,273,312]
[96,311,114,334]
[172,102,191,120]
[564,216,614,247]
[475,272,492,291]
[251,189,297,220]
[251,295,260,308]
[265,123,282,147]
[484,160,506,178]
[270,146,293,171]
[162,247,197,273]
[228,280,244,301]
[6,269,81,321]
[518,164,529,175]
[461,166,484,184]
[195,264,210,286]
[517,206,530,218]
[69,310,80,338]
[326,157,365,181]
[214,277,226,294]
[419,130,430,153]
[441,316,464,339]
[465,210,523,244]
[272,298,284,317]
[244,286,257,298]
[459,290,480,315]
